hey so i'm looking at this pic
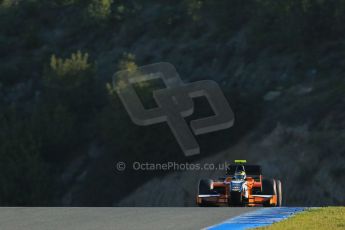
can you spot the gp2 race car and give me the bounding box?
[196,160,282,207]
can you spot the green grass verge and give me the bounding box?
[255,207,345,230]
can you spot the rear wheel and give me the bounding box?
[276,180,282,207]
[262,179,276,207]
[198,179,213,194]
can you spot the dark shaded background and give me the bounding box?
[0,0,344,206]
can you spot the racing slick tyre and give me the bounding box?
[197,179,213,207]
[262,179,277,207]
[276,180,282,207]
[198,179,213,194]
[229,191,243,206]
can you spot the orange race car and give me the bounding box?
[196,160,282,207]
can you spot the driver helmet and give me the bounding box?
[234,170,246,180]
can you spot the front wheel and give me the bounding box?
[197,179,213,207]
[262,179,277,207]
[276,180,282,207]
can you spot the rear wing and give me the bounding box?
[226,164,262,180]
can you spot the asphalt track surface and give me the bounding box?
[0,207,259,230]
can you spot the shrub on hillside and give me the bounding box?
[88,0,113,20]
[49,51,90,83]
[0,110,52,205]
[40,51,102,162]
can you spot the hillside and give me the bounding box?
[0,0,345,206]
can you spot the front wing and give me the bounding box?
[196,194,277,207]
